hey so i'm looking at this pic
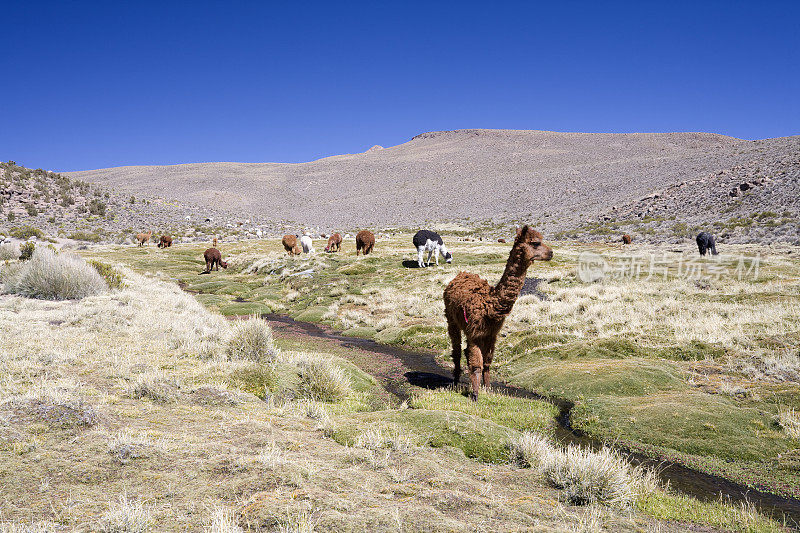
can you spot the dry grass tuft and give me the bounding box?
[511,432,641,508]
[225,316,275,363]
[209,505,243,533]
[0,521,58,532]
[129,372,181,403]
[97,496,153,533]
[1,247,107,300]
[295,358,351,402]
[777,407,800,439]
[0,242,19,261]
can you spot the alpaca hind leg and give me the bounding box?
[465,342,483,401]
[447,319,462,384]
[418,246,425,268]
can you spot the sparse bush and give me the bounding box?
[18,241,35,260]
[1,247,107,300]
[296,358,351,402]
[88,259,124,289]
[10,225,43,240]
[70,231,102,242]
[89,198,107,216]
[98,496,153,533]
[24,204,38,216]
[225,316,275,363]
[7,212,14,222]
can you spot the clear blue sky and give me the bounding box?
[2,1,798,171]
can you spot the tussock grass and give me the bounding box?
[225,315,275,363]
[511,432,639,508]
[777,406,800,439]
[129,372,181,403]
[209,506,243,533]
[353,426,417,451]
[98,496,153,533]
[0,242,19,261]
[295,357,352,402]
[1,247,106,300]
[0,521,58,533]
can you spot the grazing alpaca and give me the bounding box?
[622,234,632,245]
[136,231,152,246]
[497,238,506,243]
[203,248,228,272]
[300,234,315,254]
[696,231,718,256]
[325,233,342,252]
[282,234,302,255]
[158,235,173,248]
[356,230,375,255]
[413,230,452,267]
[444,226,553,400]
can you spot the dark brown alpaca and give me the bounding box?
[203,247,228,273]
[282,235,301,255]
[158,235,173,248]
[325,233,342,252]
[356,230,375,255]
[622,234,632,244]
[443,226,553,401]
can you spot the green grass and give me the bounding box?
[410,388,557,433]
[329,409,518,463]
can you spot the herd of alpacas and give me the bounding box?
[137,226,721,400]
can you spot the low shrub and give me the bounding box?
[70,231,102,242]
[18,241,35,260]
[1,247,107,300]
[98,496,153,533]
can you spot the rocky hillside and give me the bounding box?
[64,129,800,244]
[0,161,278,244]
[567,141,800,244]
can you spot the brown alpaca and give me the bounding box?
[622,234,632,245]
[325,233,342,252]
[356,230,375,255]
[282,234,302,255]
[212,237,218,248]
[203,248,228,272]
[498,238,506,243]
[136,231,152,246]
[158,235,172,248]
[443,226,553,401]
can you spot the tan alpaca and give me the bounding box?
[443,226,553,400]
[282,234,302,255]
[212,237,218,248]
[136,231,152,246]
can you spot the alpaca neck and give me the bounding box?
[491,246,530,317]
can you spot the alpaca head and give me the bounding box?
[440,244,453,263]
[515,226,553,263]
[220,261,228,269]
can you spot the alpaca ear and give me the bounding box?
[517,225,530,238]
[516,226,523,238]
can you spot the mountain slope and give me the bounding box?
[65,129,800,240]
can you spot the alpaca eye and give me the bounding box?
[532,242,541,247]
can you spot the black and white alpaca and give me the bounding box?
[413,230,452,267]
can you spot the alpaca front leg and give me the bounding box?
[466,343,483,401]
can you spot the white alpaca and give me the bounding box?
[300,235,315,254]
[413,230,452,267]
